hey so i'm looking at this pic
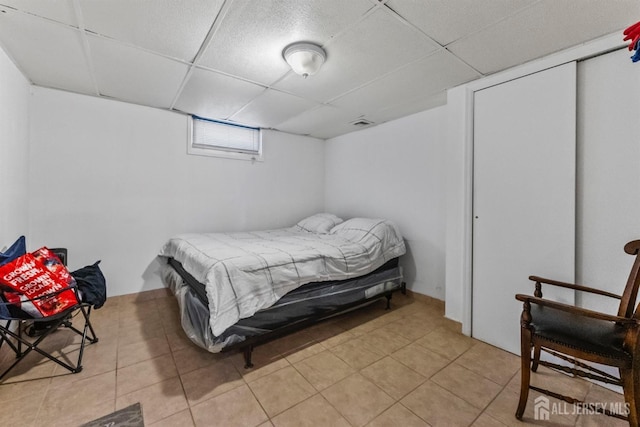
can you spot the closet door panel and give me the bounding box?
[472,62,576,354]
[577,48,640,312]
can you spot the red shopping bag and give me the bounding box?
[0,247,78,317]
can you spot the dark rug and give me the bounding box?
[81,403,144,427]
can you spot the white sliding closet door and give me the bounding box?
[577,48,640,312]
[472,63,576,354]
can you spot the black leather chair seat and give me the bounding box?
[530,304,630,361]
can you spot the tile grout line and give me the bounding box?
[163,330,197,427]
[30,376,53,427]
[466,367,519,427]
[301,306,436,426]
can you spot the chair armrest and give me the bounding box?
[515,294,637,325]
[528,276,621,300]
[624,240,640,255]
[0,284,77,305]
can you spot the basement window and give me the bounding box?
[188,115,262,161]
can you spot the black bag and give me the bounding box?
[71,261,107,309]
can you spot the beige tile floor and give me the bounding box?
[0,289,628,427]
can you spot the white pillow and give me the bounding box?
[294,213,344,234]
[330,217,402,244]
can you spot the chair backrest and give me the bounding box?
[49,248,68,266]
[620,240,640,319]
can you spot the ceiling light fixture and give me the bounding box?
[282,42,326,78]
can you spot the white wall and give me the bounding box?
[325,108,447,300]
[0,47,30,245]
[28,87,325,297]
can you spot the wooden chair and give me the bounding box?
[515,239,640,426]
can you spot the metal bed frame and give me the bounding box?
[167,257,406,368]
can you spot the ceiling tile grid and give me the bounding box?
[275,104,365,139]
[87,35,190,109]
[0,6,95,94]
[0,0,637,139]
[330,50,481,115]
[173,67,265,120]
[0,0,77,27]
[366,91,448,126]
[229,88,320,129]
[196,0,374,86]
[386,0,538,46]
[273,7,441,104]
[447,0,640,74]
[79,0,225,63]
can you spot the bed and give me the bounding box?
[158,214,407,367]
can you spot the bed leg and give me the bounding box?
[243,346,254,369]
[401,282,407,295]
[385,294,392,310]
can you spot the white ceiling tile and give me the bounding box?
[448,0,640,74]
[230,89,319,129]
[88,35,189,109]
[386,0,536,45]
[331,50,480,114]
[312,124,369,140]
[273,7,440,103]
[79,0,224,62]
[0,7,94,94]
[173,67,266,121]
[367,91,447,125]
[0,0,77,27]
[197,0,374,85]
[276,105,364,138]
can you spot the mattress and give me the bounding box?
[159,215,406,336]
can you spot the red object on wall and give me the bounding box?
[623,21,640,50]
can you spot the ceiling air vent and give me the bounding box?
[350,118,374,127]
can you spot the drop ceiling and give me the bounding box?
[0,0,637,139]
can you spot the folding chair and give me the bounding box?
[0,248,99,382]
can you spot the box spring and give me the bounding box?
[167,257,405,366]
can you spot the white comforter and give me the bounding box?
[159,217,406,336]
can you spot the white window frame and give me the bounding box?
[187,115,263,162]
